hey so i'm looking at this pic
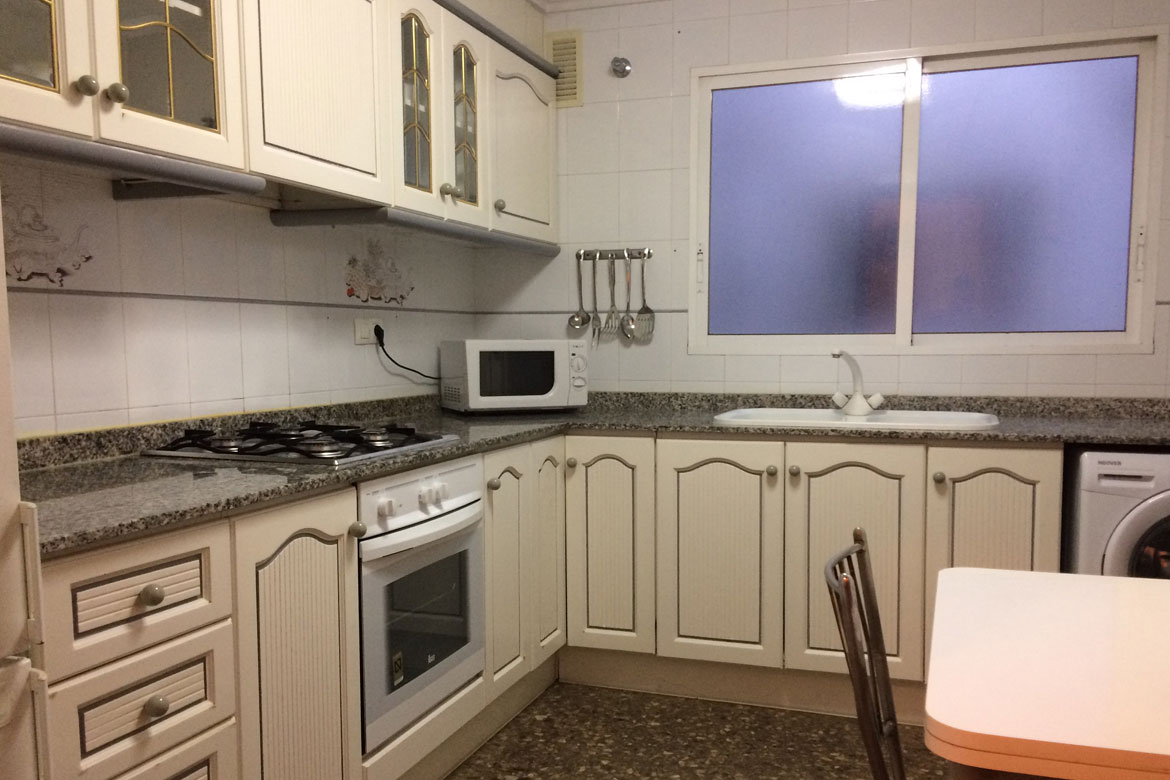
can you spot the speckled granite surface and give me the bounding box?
[21,392,1170,558]
[448,683,947,779]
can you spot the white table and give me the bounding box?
[925,568,1170,779]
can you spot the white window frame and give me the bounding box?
[689,28,1168,356]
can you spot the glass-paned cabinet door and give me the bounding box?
[117,0,218,130]
[0,0,58,88]
[402,13,432,192]
[452,43,477,205]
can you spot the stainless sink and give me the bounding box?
[712,408,999,431]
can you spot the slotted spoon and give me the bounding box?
[634,254,654,341]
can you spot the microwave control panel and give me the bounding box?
[569,339,588,391]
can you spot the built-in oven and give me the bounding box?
[357,456,485,753]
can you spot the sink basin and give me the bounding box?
[712,408,999,431]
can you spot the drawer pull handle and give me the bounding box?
[566,457,577,468]
[487,478,502,491]
[138,584,166,607]
[788,465,801,476]
[105,81,130,104]
[765,465,778,476]
[933,471,947,484]
[74,75,99,96]
[143,695,170,719]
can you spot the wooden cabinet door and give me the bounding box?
[437,12,491,227]
[488,44,556,242]
[241,0,388,200]
[565,435,655,653]
[530,436,567,666]
[390,0,446,216]
[90,0,245,168]
[924,446,1062,660]
[482,444,533,701]
[234,490,361,780]
[785,442,926,681]
[656,439,784,667]
[0,0,94,135]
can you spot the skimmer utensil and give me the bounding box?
[635,254,654,341]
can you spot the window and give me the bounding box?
[692,35,1162,355]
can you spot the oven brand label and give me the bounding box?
[392,652,405,686]
[427,653,436,665]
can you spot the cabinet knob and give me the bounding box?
[105,81,130,104]
[494,198,506,212]
[439,183,464,199]
[788,465,801,476]
[765,465,778,476]
[487,478,501,491]
[74,75,99,96]
[932,471,947,484]
[348,521,367,538]
[566,457,577,468]
[138,583,165,607]
[142,695,170,719]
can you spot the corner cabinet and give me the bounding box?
[233,490,362,780]
[923,446,1062,659]
[240,0,389,200]
[0,0,245,167]
[565,435,656,654]
[655,439,784,667]
[784,442,927,681]
[488,44,557,243]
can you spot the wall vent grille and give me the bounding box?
[546,30,583,108]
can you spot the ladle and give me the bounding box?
[568,251,591,332]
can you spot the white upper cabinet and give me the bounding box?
[240,0,389,200]
[0,0,245,168]
[488,44,556,242]
[390,0,492,227]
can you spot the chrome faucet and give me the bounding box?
[831,349,884,416]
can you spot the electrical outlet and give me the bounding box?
[354,318,379,345]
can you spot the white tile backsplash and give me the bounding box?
[8,293,54,419]
[788,3,849,58]
[619,170,673,241]
[619,24,675,100]
[118,199,184,295]
[729,10,789,64]
[181,197,239,298]
[1113,0,1170,27]
[48,295,127,415]
[672,18,730,96]
[910,0,977,46]
[620,98,674,171]
[123,298,189,408]
[566,102,622,175]
[975,0,1043,40]
[1041,0,1113,33]
[849,0,911,53]
[186,300,243,402]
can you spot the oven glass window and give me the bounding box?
[479,351,555,396]
[1131,519,1170,579]
[383,552,470,692]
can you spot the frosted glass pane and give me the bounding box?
[913,57,1137,334]
[708,74,904,335]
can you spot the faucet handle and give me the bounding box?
[867,393,885,410]
[831,391,849,409]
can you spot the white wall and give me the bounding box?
[475,0,1170,398]
[2,158,479,437]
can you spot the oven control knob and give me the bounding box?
[418,488,429,506]
[377,498,396,518]
[437,482,450,500]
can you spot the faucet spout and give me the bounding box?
[830,349,884,416]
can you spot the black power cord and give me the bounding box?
[373,324,439,381]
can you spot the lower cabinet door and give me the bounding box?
[529,437,567,667]
[233,490,360,780]
[565,435,656,653]
[655,439,784,667]
[784,442,926,681]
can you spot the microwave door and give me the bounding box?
[478,350,557,400]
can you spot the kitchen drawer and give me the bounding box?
[113,719,238,780]
[47,620,236,780]
[43,521,232,680]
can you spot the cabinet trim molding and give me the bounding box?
[494,72,549,105]
[674,457,768,476]
[255,530,339,569]
[948,466,1040,486]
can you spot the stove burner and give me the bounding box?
[294,438,346,458]
[207,436,247,451]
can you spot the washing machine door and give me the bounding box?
[1102,490,1170,578]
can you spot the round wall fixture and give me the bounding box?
[611,56,632,78]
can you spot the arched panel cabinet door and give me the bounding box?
[233,489,361,780]
[529,437,567,667]
[565,435,656,653]
[924,446,1062,662]
[784,442,927,681]
[655,439,784,667]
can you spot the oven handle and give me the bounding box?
[358,500,483,562]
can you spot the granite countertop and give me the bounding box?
[20,393,1170,559]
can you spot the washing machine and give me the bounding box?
[1068,450,1170,577]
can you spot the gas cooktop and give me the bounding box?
[142,421,459,467]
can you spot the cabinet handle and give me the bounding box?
[105,82,130,103]
[348,521,367,538]
[440,183,464,199]
[142,695,170,719]
[494,198,506,212]
[566,457,577,468]
[74,75,99,96]
[788,465,801,476]
[932,471,947,484]
[765,465,778,476]
[487,478,501,491]
[138,583,165,607]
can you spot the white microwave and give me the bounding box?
[439,339,588,411]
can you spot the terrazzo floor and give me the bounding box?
[449,683,948,780]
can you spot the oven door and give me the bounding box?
[359,516,485,751]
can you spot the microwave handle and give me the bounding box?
[359,501,482,562]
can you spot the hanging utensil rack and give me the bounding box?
[575,248,653,262]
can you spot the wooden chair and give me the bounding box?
[825,527,906,780]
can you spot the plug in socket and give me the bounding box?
[354,318,379,345]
